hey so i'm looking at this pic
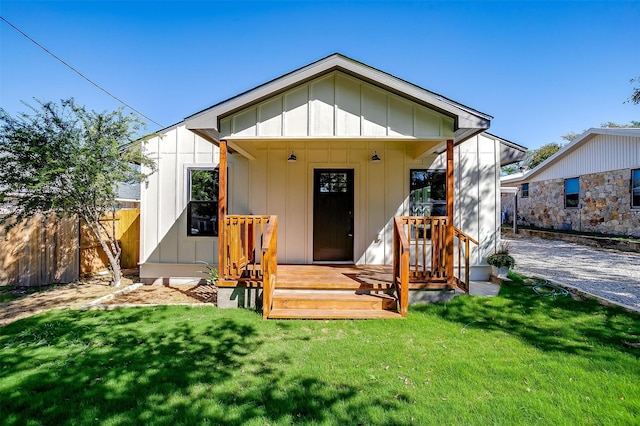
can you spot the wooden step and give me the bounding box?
[276,281,393,291]
[268,308,403,320]
[272,291,397,311]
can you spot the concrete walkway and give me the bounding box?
[504,234,640,312]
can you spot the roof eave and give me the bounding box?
[185,53,492,140]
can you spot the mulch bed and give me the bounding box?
[107,284,218,305]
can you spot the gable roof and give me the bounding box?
[483,132,527,166]
[184,53,492,144]
[501,127,640,184]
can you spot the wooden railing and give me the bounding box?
[220,215,278,318]
[393,217,410,317]
[394,216,449,281]
[261,216,278,319]
[221,215,271,279]
[453,227,478,293]
[393,217,479,311]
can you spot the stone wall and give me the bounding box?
[514,168,640,237]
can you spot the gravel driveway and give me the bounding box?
[504,234,640,312]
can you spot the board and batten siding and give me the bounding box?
[455,133,501,272]
[140,125,222,283]
[241,134,498,280]
[139,83,501,282]
[140,132,501,281]
[530,134,640,182]
[219,71,455,141]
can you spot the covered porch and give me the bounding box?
[176,54,506,319]
[216,139,479,319]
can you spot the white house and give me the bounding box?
[139,54,525,318]
[502,128,640,237]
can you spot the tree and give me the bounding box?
[523,142,562,170]
[0,99,156,286]
[561,132,582,143]
[628,77,640,105]
[600,121,640,128]
[500,164,520,176]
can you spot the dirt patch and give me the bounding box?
[0,269,138,326]
[1,268,220,326]
[106,284,217,305]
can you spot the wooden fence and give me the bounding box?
[0,214,79,286]
[80,208,140,275]
[1,209,140,286]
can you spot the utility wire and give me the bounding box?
[1,16,164,128]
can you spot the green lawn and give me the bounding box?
[1,276,639,425]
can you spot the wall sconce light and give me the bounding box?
[371,150,381,162]
[287,150,297,162]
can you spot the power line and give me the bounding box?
[1,16,164,128]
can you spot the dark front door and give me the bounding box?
[313,169,354,262]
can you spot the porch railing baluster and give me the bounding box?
[393,216,479,297]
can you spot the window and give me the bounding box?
[564,177,579,208]
[410,169,446,216]
[318,172,348,193]
[633,169,640,208]
[187,168,218,237]
[521,183,529,198]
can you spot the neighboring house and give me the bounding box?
[140,54,525,317]
[115,182,140,209]
[502,128,640,237]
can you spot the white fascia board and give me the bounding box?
[521,127,640,181]
[186,57,341,132]
[500,172,528,184]
[517,129,597,181]
[501,186,519,194]
[589,128,640,138]
[332,57,492,128]
[184,54,492,142]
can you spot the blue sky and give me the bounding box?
[1,1,639,150]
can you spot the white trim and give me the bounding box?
[184,54,491,144]
[500,186,519,194]
[501,128,640,184]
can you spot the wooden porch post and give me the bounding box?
[218,139,228,270]
[446,139,455,288]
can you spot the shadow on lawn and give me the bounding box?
[0,307,400,425]
[413,277,640,358]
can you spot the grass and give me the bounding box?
[1,276,639,425]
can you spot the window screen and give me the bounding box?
[410,170,446,216]
[564,177,579,208]
[187,168,218,237]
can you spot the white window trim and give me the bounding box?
[186,165,219,238]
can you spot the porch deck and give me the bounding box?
[219,264,402,319]
[219,215,478,319]
[276,264,394,290]
[219,264,471,319]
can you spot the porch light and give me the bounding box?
[371,151,381,162]
[287,150,297,162]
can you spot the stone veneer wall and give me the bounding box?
[515,168,640,237]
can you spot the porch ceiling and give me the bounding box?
[224,137,447,161]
